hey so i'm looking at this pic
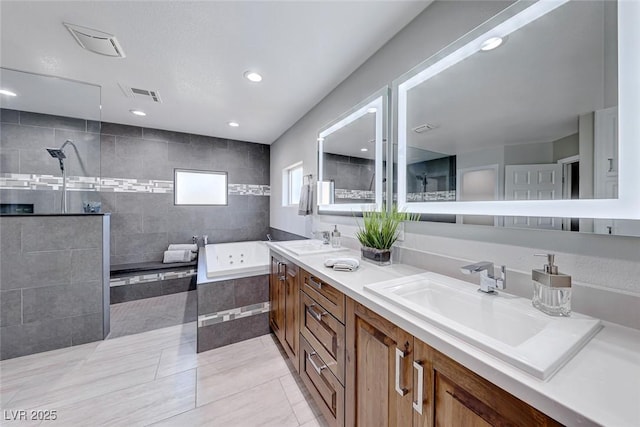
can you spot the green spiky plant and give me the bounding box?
[355,205,419,250]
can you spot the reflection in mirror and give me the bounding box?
[0,68,102,213]
[396,0,639,236]
[317,88,386,214]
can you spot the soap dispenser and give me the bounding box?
[331,225,341,248]
[532,253,572,316]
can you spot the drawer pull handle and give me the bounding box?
[412,361,424,414]
[277,261,285,274]
[278,275,286,281]
[395,348,408,396]
[308,352,327,375]
[307,304,327,322]
[308,276,322,290]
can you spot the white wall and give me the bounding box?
[270,1,640,324]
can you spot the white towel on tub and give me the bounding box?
[163,250,193,263]
[168,244,198,252]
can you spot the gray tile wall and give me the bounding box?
[0,215,107,360]
[323,152,374,192]
[1,110,271,265]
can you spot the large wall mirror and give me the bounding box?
[395,0,640,235]
[317,87,387,214]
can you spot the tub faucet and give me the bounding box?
[460,261,506,294]
[266,234,272,241]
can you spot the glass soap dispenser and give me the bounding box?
[532,253,572,316]
[331,225,341,248]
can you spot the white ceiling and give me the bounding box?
[0,1,429,144]
[407,0,614,156]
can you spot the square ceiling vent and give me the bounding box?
[118,83,162,103]
[64,23,125,58]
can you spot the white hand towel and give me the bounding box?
[324,258,360,271]
[168,244,198,252]
[163,250,192,263]
[298,184,312,216]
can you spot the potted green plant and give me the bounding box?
[355,206,418,265]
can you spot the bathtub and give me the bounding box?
[202,241,270,280]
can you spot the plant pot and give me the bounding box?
[361,246,392,266]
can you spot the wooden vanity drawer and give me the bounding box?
[299,335,345,427]
[300,291,345,384]
[301,269,345,322]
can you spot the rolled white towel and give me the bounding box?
[324,257,359,271]
[163,250,193,263]
[168,244,198,252]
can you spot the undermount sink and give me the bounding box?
[272,240,350,256]
[365,272,602,380]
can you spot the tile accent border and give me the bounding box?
[335,188,375,200]
[198,301,270,327]
[110,268,197,287]
[407,190,456,201]
[0,173,270,196]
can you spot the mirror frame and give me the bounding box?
[394,0,640,220]
[317,87,389,214]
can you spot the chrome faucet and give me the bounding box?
[266,234,273,241]
[460,261,506,294]
[313,230,331,245]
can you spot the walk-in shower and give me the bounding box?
[46,139,87,213]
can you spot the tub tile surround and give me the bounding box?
[197,274,270,352]
[1,109,272,265]
[0,215,109,360]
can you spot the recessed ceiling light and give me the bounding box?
[130,109,146,116]
[360,148,368,152]
[244,71,262,82]
[367,107,377,114]
[228,121,240,127]
[0,89,17,97]
[480,36,504,51]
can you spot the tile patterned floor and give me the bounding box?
[0,323,328,427]
[108,291,197,338]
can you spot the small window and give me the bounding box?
[282,162,303,206]
[174,169,227,205]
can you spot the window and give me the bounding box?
[174,169,227,205]
[282,162,303,206]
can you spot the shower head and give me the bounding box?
[46,148,66,159]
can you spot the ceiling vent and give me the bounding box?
[118,83,162,103]
[412,123,438,134]
[64,23,125,58]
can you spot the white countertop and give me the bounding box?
[267,242,640,427]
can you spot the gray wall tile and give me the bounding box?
[111,213,143,235]
[0,317,73,360]
[19,112,86,131]
[114,232,168,256]
[197,312,269,352]
[100,122,142,138]
[0,123,54,150]
[234,275,269,307]
[0,249,71,290]
[0,149,19,173]
[197,279,234,314]
[54,129,101,177]
[143,128,190,144]
[22,282,102,323]
[71,248,102,283]
[110,282,163,304]
[22,216,101,252]
[0,290,22,327]
[71,313,105,344]
[87,120,101,134]
[0,108,19,124]
[0,189,55,214]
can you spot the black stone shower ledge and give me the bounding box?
[110,260,197,276]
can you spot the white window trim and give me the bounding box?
[282,161,303,207]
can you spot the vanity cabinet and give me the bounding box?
[269,253,299,371]
[345,299,562,427]
[299,269,346,427]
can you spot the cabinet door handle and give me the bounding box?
[412,361,424,414]
[307,304,327,322]
[308,352,327,375]
[277,261,285,274]
[307,276,322,290]
[608,158,614,172]
[395,348,408,396]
